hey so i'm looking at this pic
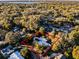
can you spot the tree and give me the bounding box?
[13,17,21,25]
[72,46,79,59]
[20,47,28,57]
[66,14,74,21]
[48,32,64,51]
[68,30,79,45]
[0,18,10,29]
[5,32,20,45]
[39,27,45,35]
[54,17,67,22]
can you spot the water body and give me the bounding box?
[0,1,79,5]
[0,2,40,4]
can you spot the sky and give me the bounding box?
[0,0,79,1]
